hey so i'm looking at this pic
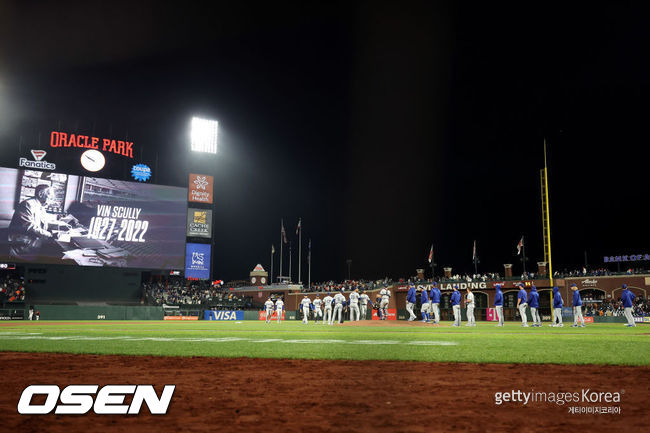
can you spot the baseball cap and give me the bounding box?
[622,284,627,289]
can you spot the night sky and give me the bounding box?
[0,1,648,282]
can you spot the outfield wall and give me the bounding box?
[34,305,163,320]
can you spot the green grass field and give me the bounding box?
[1,321,648,365]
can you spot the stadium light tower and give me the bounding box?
[190,117,218,154]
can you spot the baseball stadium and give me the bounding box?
[2,2,650,432]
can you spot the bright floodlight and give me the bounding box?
[191,117,218,154]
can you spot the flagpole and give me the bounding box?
[280,219,283,280]
[522,236,527,275]
[289,240,292,283]
[270,246,273,285]
[298,219,302,284]
[308,239,311,289]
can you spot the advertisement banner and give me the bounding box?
[188,173,213,204]
[583,316,594,323]
[258,311,285,320]
[185,243,211,279]
[0,167,187,270]
[163,316,199,321]
[486,307,496,321]
[187,208,212,238]
[205,310,244,321]
[372,308,397,320]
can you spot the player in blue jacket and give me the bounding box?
[516,284,529,327]
[571,284,585,327]
[406,283,417,321]
[429,283,441,324]
[494,284,504,326]
[419,286,430,322]
[621,284,636,327]
[450,285,461,327]
[551,286,563,327]
[527,286,541,327]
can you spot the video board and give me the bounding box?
[0,167,187,270]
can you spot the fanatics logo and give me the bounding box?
[30,150,47,161]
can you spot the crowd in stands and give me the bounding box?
[0,274,25,303]
[142,277,250,307]
[582,296,650,317]
[554,267,650,278]
[301,280,382,293]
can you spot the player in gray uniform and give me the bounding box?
[275,297,284,323]
[359,290,371,320]
[332,291,346,324]
[264,297,274,324]
[465,288,476,326]
[312,294,324,324]
[379,284,391,320]
[300,295,312,324]
[323,293,333,325]
[348,288,361,321]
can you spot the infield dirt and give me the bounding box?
[1,352,648,433]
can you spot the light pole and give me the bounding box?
[346,259,352,281]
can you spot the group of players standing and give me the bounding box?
[263,282,639,327]
[263,284,393,324]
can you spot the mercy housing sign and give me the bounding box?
[187,208,212,238]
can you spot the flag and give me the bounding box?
[428,245,433,264]
[281,220,287,244]
[517,236,524,255]
[296,218,301,235]
[271,245,275,254]
[472,240,477,261]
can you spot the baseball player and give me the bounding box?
[300,295,312,324]
[323,292,334,325]
[571,284,585,327]
[332,291,346,324]
[516,284,529,327]
[275,297,284,323]
[359,290,372,320]
[465,287,475,326]
[264,296,274,324]
[375,294,383,319]
[621,284,636,327]
[451,285,461,326]
[348,288,361,321]
[406,283,417,321]
[494,284,504,326]
[379,284,391,320]
[419,285,430,322]
[312,294,324,324]
[551,286,563,327]
[429,283,441,324]
[528,285,541,327]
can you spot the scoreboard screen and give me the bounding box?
[0,167,187,270]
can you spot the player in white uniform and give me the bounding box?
[348,288,361,321]
[300,295,312,324]
[312,294,324,324]
[332,291,346,324]
[323,293,333,325]
[379,284,391,320]
[275,297,284,323]
[264,297,274,324]
[465,288,476,326]
[359,290,371,320]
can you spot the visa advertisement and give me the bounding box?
[0,167,187,270]
[185,243,211,279]
[205,311,244,321]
